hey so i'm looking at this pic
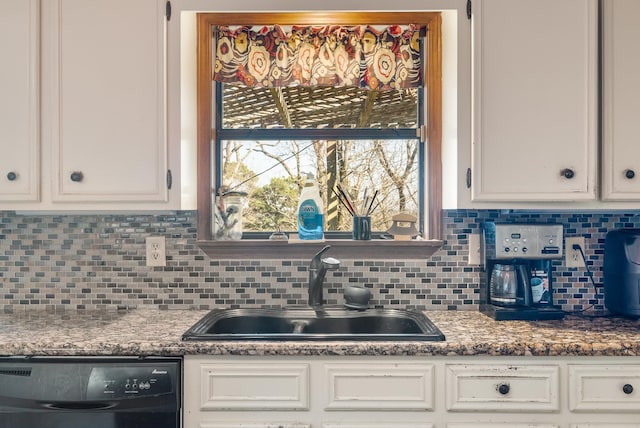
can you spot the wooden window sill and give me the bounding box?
[197,239,443,260]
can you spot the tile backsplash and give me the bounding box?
[1,209,639,313]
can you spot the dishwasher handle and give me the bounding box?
[42,401,117,411]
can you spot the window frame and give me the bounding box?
[196,12,443,258]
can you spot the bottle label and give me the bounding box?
[299,200,320,229]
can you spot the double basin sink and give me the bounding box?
[182,307,445,341]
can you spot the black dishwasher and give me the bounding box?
[0,357,181,428]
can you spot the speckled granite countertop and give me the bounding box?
[1,309,640,357]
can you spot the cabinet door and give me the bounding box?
[601,0,640,200]
[50,0,168,202]
[0,0,39,202]
[471,0,597,201]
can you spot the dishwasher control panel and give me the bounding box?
[87,365,175,399]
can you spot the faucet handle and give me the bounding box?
[310,245,332,268]
[314,245,331,259]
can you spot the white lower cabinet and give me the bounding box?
[184,356,640,428]
[184,357,435,428]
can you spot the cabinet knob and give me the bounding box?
[561,168,575,179]
[70,171,84,182]
[623,384,634,395]
[625,169,635,179]
[497,383,510,395]
[7,171,17,181]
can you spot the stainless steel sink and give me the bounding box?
[181,307,445,341]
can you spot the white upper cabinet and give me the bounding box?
[471,0,598,201]
[0,0,40,202]
[49,0,169,204]
[0,0,177,211]
[601,0,640,201]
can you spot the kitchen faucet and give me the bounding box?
[308,245,340,307]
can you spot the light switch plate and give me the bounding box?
[467,233,481,265]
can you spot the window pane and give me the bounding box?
[221,139,419,233]
[222,85,419,129]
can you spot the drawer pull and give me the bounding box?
[497,383,510,395]
[623,384,634,395]
[561,168,575,179]
[70,171,84,182]
[7,171,17,181]
[625,169,636,179]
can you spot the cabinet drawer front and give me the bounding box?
[199,363,309,410]
[445,364,560,412]
[324,363,434,410]
[448,425,559,428]
[324,424,433,428]
[202,424,310,428]
[569,365,640,412]
[572,425,640,428]
[199,422,311,428]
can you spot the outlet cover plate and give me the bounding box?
[565,237,585,268]
[146,236,166,267]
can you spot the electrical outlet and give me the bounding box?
[146,236,166,267]
[565,237,586,268]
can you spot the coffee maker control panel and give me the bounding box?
[485,223,563,260]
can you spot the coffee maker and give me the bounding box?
[481,223,565,321]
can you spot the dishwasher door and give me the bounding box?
[0,357,181,428]
[0,411,177,428]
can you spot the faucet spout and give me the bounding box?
[308,245,340,307]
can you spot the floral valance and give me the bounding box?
[213,24,423,91]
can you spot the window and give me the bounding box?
[218,84,421,237]
[197,12,442,247]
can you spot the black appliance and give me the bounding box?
[0,357,181,428]
[604,228,640,317]
[481,223,565,321]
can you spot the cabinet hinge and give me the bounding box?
[466,168,472,188]
[165,1,172,21]
[167,169,173,190]
[467,0,472,20]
